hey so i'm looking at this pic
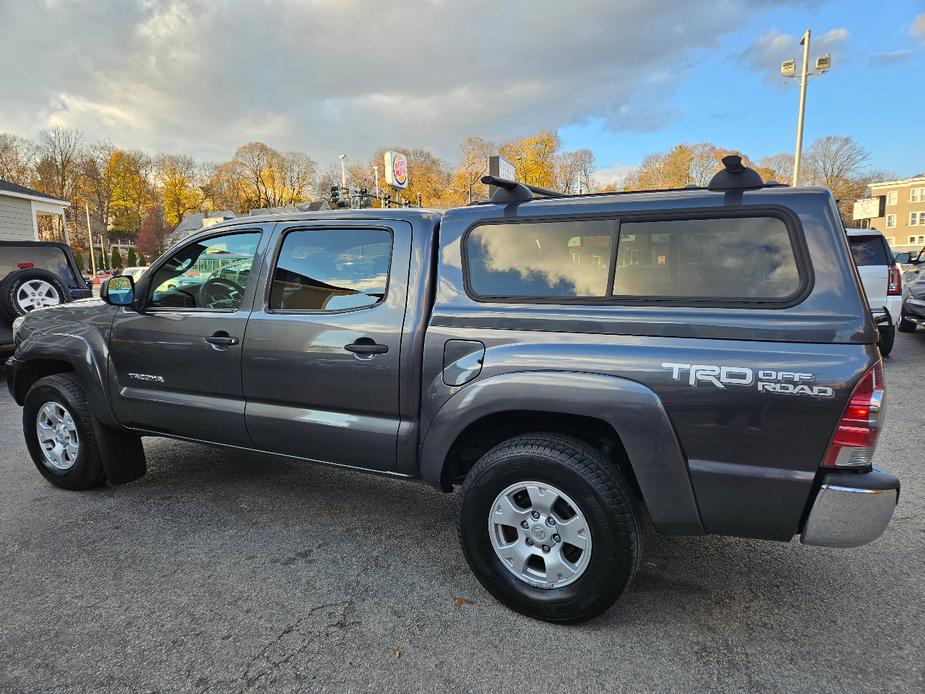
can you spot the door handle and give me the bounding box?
[204,332,239,347]
[344,338,389,355]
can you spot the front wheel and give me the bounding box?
[23,374,106,490]
[457,433,641,623]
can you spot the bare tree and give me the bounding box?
[0,133,36,185]
[804,136,870,222]
[79,140,116,232]
[756,153,794,184]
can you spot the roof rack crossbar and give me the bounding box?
[481,175,564,203]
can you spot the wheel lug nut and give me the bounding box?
[542,545,550,553]
[552,534,561,543]
[520,520,529,529]
[531,511,540,520]
[546,517,555,526]
[526,538,534,545]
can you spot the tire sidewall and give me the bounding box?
[23,381,94,488]
[459,448,637,622]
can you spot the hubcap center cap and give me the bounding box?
[530,524,548,542]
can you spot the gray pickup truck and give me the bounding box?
[5,160,900,623]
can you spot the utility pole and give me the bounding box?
[793,29,811,187]
[373,165,380,206]
[84,203,96,276]
[338,154,348,188]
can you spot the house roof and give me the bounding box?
[0,178,70,206]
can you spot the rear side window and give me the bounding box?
[848,235,891,266]
[269,228,391,311]
[613,217,800,300]
[465,214,805,304]
[465,219,616,298]
[0,246,75,285]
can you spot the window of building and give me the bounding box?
[269,228,392,311]
[886,191,898,206]
[908,235,925,245]
[886,214,896,228]
[465,215,804,304]
[911,188,925,203]
[910,211,925,226]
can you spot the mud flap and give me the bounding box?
[91,419,147,485]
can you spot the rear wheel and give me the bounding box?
[457,433,641,623]
[897,313,917,333]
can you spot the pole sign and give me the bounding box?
[852,197,883,221]
[487,155,516,198]
[384,151,408,189]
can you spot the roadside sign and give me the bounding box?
[852,197,883,220]
[487,155,516,198]
[385,151,408,189]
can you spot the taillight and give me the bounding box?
[823,362,885,468]
[888,265,902,296]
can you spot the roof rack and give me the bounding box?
[481,175,564,203]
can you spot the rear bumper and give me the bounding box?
[903,297,925,322]
[801,468,899,548]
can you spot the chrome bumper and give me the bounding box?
[801,468,899,548]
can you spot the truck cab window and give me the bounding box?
[269,229,391,311]
[147,231,261,310]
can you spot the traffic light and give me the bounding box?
[330,185,339,205]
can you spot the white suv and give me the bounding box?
[846,228,902,356]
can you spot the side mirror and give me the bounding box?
[101,275,135,306]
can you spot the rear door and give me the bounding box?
[847,234,891,309]
[242,220,411,471]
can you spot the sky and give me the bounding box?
[1,0,923,185]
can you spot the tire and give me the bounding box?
[22,374,106,490]
[878,324,896,356]
[457,433,642,624]
[0,268,70,321]
[897,313,916,333]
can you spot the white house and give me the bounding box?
[0,178,70,242]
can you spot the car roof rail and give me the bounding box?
[707,155,765,191]
[481,175,565,203]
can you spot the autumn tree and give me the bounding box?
[136,204,170,258]
[110,150,155,232]
[0,133,36,185]
[445,136,495,205]
[156,153,203,227]
[499,130,560,189]
[369,147,453,207]
[556,148,596,193]
[757,153,794,184]
[78,141,117,234]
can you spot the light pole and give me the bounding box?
[373,165,380,205]
[781,29,831,186]
[338,154,348,189]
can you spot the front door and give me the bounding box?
[108,228,266,446]
[242,221,410,471]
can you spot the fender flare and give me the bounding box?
[9,332,119,430]
[419,371,704,535]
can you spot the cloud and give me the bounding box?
[870,49,914,66]
[912,13,925,42]
[0,0,796,165]
[736,27,848,85]
[594,161,636,189]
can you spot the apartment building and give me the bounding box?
[867,176,925,251]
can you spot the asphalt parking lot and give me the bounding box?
[1,334,923,693]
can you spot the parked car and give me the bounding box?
[0,241,92,350]
[898,247,925,333]
[5,159,900,623]
[845,228,902,356]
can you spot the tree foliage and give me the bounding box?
[126,247,137,267]
[136,204,170,258]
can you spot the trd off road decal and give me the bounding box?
[661,363,834,398]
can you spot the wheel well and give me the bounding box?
[443,410,642,497]
[12,359,74,403]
